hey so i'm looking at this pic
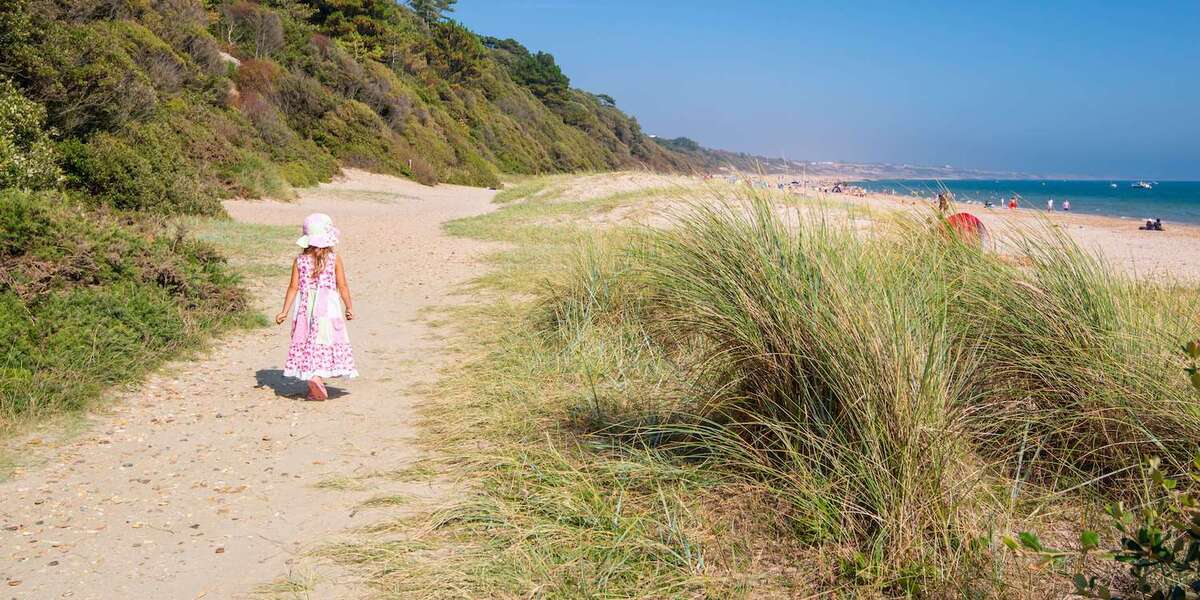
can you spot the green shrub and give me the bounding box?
[4,18,159,136]
[1012,454,1200,599]
[61,126,214,214]
[0,189,250,427]
[0,78,61,189]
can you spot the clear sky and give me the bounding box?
[453,1,1199,180]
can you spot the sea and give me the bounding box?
[852,180,1200,225]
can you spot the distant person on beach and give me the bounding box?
[1046,199,1054,211]
[1062,199,1071,211]
[937,192,950,212]
[275,213,359,401]
[1008,196,1017,210]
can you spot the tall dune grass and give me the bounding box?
[544,195,1200,593]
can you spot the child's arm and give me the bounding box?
[335,254,354,320]
[275,258,300,325]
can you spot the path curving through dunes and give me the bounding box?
[0,170,496,598]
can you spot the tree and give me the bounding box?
[509,51,569,101]
[426,20,484,82]
[220,2,284,58]
[407,0,456,24]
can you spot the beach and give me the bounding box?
[547,171,1200,281]
[688,174,1200,281]
[836,185,1200,280]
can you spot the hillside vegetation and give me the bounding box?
[1,0,696,212]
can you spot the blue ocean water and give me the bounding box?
[853,180,1200,224]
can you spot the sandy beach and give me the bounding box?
[830,185,1200,280]
[568,171,1200,281]
[545,170,1200,280]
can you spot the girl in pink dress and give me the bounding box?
[275,213,358,400]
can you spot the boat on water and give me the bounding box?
[1110,183,1118,188]
[1133,181,1153,189]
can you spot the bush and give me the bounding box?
[5,18,159,136]
[0,78,61,189]
[61,125,214,214]
[311,99,434,183]
[0,189,250,426]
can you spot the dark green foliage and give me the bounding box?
[655,136,702,153]
[61,124,211,214]
[5,18,160,136]
[407,0,456,24]
[0,189,250,424]
[1185,340,1200,390]
[1011,349,1200,599]
[510,51,570,101]
[426,20,485,83]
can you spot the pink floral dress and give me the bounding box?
[284,253,358,381]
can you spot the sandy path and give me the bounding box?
[0,170,496,598]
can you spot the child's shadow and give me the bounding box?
[255,369,349,400]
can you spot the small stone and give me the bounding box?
[214,547,225,554]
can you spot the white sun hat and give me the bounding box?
[296,213,340,248]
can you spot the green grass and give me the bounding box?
[183,217,296,280]
[314,475,369,492]
[492,174,568,204]
[546,194,1198,594]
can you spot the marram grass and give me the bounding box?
[331,180,1200,598]
[573,195,1199,594]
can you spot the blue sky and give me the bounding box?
[453,1,1199,179]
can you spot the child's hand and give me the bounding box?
[345,308,355,321]
[275,311,288,325]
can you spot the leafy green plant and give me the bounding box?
[0,189,252,429]
[0,78,61,189]
[1184,340,1200,391]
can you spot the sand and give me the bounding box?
[0,170,497,598]
[555,171,1200,281]
[831,188,1200,280]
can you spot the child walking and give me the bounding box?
[276,213,358,400]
